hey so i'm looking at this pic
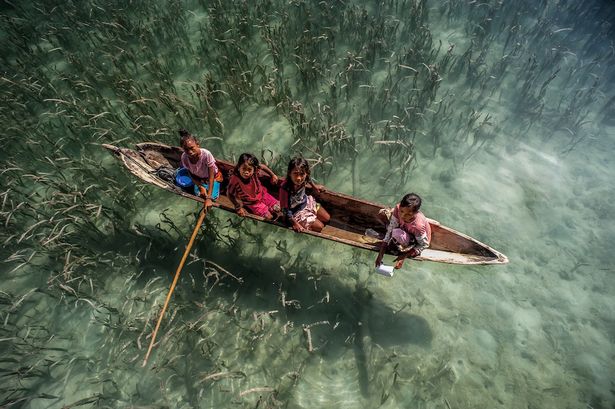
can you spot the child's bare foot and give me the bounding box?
[271,211,283,222]
[394,258,405,269]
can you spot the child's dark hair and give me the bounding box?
[178,128,197,147]
[235,153,260,174]
[400,193,422,212]
[287,157,310,183]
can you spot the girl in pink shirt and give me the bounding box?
[375,193,431,269]
[179,129,223,208]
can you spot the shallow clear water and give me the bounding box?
[1,0,614,408]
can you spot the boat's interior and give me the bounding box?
[137,143,387,247]
[120,143,506,264]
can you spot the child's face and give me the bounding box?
[182,139,200,160]
[238,163,255,179]
[290,168,307,186]
[398,206,417,223]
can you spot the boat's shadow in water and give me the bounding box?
[194,236,432,398]
[127,220,432,398]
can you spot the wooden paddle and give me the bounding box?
[142,205,208,367]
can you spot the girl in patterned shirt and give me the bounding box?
[278,157,330,232]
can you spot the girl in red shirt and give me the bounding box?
[227,153,280,220]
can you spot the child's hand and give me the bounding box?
[311,183,323,193]
[204,198,214,208]
[292,221,305,232]
[270,174,279,185]
[198,186,207,198]
[408,248,420,257]
[237,207,247,217]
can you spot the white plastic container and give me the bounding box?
[375,264,395,277]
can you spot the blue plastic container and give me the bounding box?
[175,168,194,188]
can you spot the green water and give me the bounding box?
[1,0,614,408]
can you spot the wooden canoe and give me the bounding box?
[102,142,508,265]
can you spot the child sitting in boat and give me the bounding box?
[279,157,330,232]
[227,153,281,220]
[179,129,223,208]
[375,193,431,270]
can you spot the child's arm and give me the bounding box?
[307,180,323,193]
[393,252,412,269]
[189,174,207,197]
[279,184,304,232]
[203,165,216,208]
[412,235,429,255]
[291,219,305,232]
[281,204,304,232]
[393,223,429,269]
[286,211,305,232]
[279,206,304,232]
[408,224,430,256]
[382,214,399,243]
[375,215,398,267]
[375,241,387,267]
[393,242,422,269]
[228,184,247,217]
[259,164,278,185]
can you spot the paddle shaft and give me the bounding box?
[142,206,207,367]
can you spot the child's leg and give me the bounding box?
[309,219,325,232]
[293,210,317,231]
[261,192,281,219]
[394,254,408,269]
[246,202,273,219]
[293,196,325,232]
[262,191,279,208]
[308,206,328,232]
[393,247,420,269]
[316,205,330,224]
[193,180,221,200]
[391,228,412,249]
